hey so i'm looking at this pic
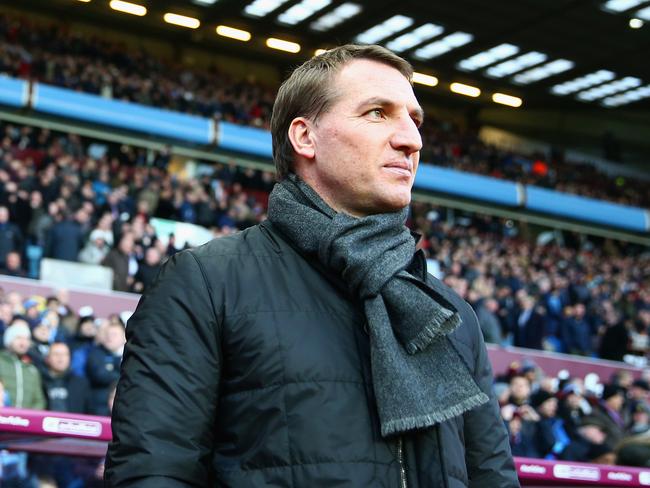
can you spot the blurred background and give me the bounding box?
[0,0,648,486]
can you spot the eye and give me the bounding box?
[366,108,385,119]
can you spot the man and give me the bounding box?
[0,205,23,269]
[107,45,518,487]
[475,297,502,344]
[514,293,546,350]
[86,320,125,416]
[0,251,26,277]
[78,229,111,265]
[101,231,136,292]
[44,208,84,261]
[560,302,593,356]
[0,319,46,409]
[133,246,163,293]
[42,342,91,413]
[590,384,627,447]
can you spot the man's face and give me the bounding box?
[579,425,606,444]
[510,376,530,401]
[6,252,20,269]
[103,324,126,353]
[303,59,423,216]
[538,397,558,418]
[47,343,70,374]
[10,334,30,355]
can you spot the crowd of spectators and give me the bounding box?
[0,119,648,364]
[0,13,275,129]
[0,128,646,481]
[0,7,648,487]
[496,361,650,468]
[0,287,125,486]
[411,202,650,363]
[0,12,648,208]
[0,120,273,293]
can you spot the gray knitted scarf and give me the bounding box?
[267,175,488,437]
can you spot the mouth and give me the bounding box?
[383,162,412,178]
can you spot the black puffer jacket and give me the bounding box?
[106,221,519,487]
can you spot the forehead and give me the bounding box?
[331,58,420,108]
[51,343,69,353]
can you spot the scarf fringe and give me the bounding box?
[405,313,461,354]
[380,391,490,438]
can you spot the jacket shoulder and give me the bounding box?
[189,224,277,263]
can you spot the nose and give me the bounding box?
[390,112,422,156]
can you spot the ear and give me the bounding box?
[288,117,315,160]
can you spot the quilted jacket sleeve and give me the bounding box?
[105,250,221,487]
[463,307,521,488]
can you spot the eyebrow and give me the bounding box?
[357,97,425,126]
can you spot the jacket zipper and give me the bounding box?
[397,437,408,488]
[14,358,24,407]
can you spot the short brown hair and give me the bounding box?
[270,44,413,180]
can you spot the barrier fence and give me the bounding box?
[1,407,650,485]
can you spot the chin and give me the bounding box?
[375,193,411,213]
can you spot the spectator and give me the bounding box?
[42,342,91,413]
[617,440,650,467]
[133,246,162,293]
[0,319,46,408]
[22,298,42,328]
[476,297,502,344]
[599,308,629,361]
[86,320,125,415]
[29,319,53,373]
[530,390,571,459]
[507,374,532,407]
[0,205,23,268]
[557,382,592,439]
[629,402,650,435]
[70,312,98,377]
[26,190,50,246]
[626,379,650,421]
[78,229,111,265]
[514,294,546,350]
[591,384,627,447]
[0,251,24,277]
[571,416,614,463]
[101,231,136,292]
[45,208,84,261]
[560,303,594,356]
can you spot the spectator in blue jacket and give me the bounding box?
[86,319,125,415]
[45,208,84,261]
[561,303,594,356]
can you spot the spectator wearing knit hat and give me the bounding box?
[557,382,592,440]
[625,379,650,425]
[591,384,627,447]
[0,319,46,408]
[530,390,568,459]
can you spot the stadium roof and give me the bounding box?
[15,0,650,111]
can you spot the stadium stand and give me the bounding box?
[0,3,648,486]
[1,11,649,208]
